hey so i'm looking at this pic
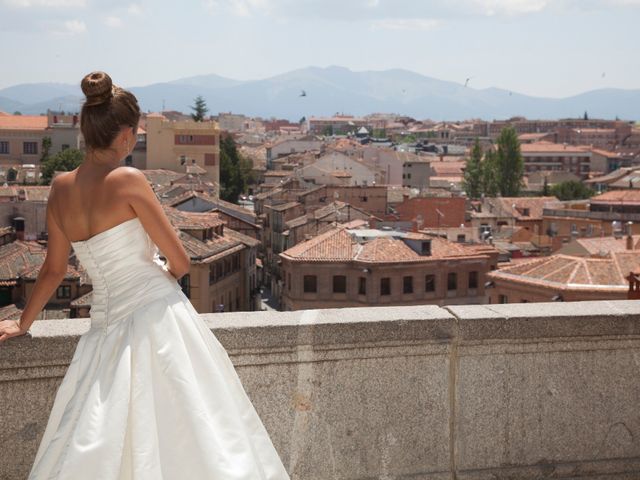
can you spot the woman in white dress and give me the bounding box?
[0,71,291,480]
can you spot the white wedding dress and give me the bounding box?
[28,216,291,480]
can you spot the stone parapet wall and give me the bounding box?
[1,301,640,479]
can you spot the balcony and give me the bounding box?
[2,301,640,479]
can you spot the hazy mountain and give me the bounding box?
[1,66,638,121]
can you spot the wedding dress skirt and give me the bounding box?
[28,217,290,480]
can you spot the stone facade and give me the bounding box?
[2,301,640,479]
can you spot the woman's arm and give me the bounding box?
[117,167,191,279]
[0,180,70,342]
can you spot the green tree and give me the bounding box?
[494,126,524,196]
[13,111,21,115]
[219,134,254,202]
[190,95,209,122]
[583,111,589,120]
[550,180,595,201]
[40,136,52,165]
[463,138,483,199]
[40,148,83,185]
[299,116,306,124]
[481,149,499,197]
[542,176,550,196]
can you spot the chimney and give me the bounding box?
[627,222,634,250]
[12,216,24,241]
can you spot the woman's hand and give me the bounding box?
[0,320,28,343]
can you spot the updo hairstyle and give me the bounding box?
[80,71,141,150]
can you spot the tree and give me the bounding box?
[494,126,524,196]
[463,138,483,199]
[583,111,589,120]
[190,95,209,122]
[542,176,550,196]
[40,148,83,185]
[219,134,254,202]
[299,116,306,124]
[13,111,22,115]
[481,149,499,197]
[550,180,595,201]
[40,136,52,165]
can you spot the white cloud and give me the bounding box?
[104,15,123,27]
[371,18,440,31]
[474,0,548,15]
[51,18,86,34]
[204,0,270,16]
[2,0,86,7]
[126,3,142,15]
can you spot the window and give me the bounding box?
[358,277,366,295]
[499,294,508,304]
[0,141,8,154]
[447,272,457,291]
[23,142,37,155]
[457,234,466,243]
[180,274,190,297]
[303,275,317,293]
[425,274,435,293]
[333,275,346,293]
[57,285,71,299]
[468,271,478,290]
[380,277,391,296]
[421,240,432,256]
[403,276,413,294]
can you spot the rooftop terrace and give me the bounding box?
[2,301,640,479]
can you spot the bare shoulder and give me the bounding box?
[106,166,148,186]
[48,171,75,199]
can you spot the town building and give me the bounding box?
[542,191,640,244]
[486,250,639,303]
[520,142,592,179]
[163,207,260,313]
[0,111,82,171]
[145,113,220,187]
[280,226,498,311]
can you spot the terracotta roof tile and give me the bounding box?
[0,115,48,130]
[591,189,640,204]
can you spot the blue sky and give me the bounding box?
[1,0,639,98]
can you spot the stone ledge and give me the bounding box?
[3,301,640,479]
[446,300,640,341]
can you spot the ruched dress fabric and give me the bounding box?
[28,217,291,480]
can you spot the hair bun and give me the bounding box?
[81,71,114,107]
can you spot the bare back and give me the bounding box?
[50,166,137,243]
[45,164,190,279]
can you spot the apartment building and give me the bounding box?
[0,111,85,169]
[163,207,259,313]
[280,226,498,311]
[521,142,592,179]
[146,113,220,187]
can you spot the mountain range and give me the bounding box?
[0,66,638,121]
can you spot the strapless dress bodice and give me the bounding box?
[71,217,180,331]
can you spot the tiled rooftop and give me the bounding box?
[490,252,640,289]
[281,226,490,263]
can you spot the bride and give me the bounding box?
[0,71,291,479]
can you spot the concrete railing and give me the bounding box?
[2,301,640,479]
